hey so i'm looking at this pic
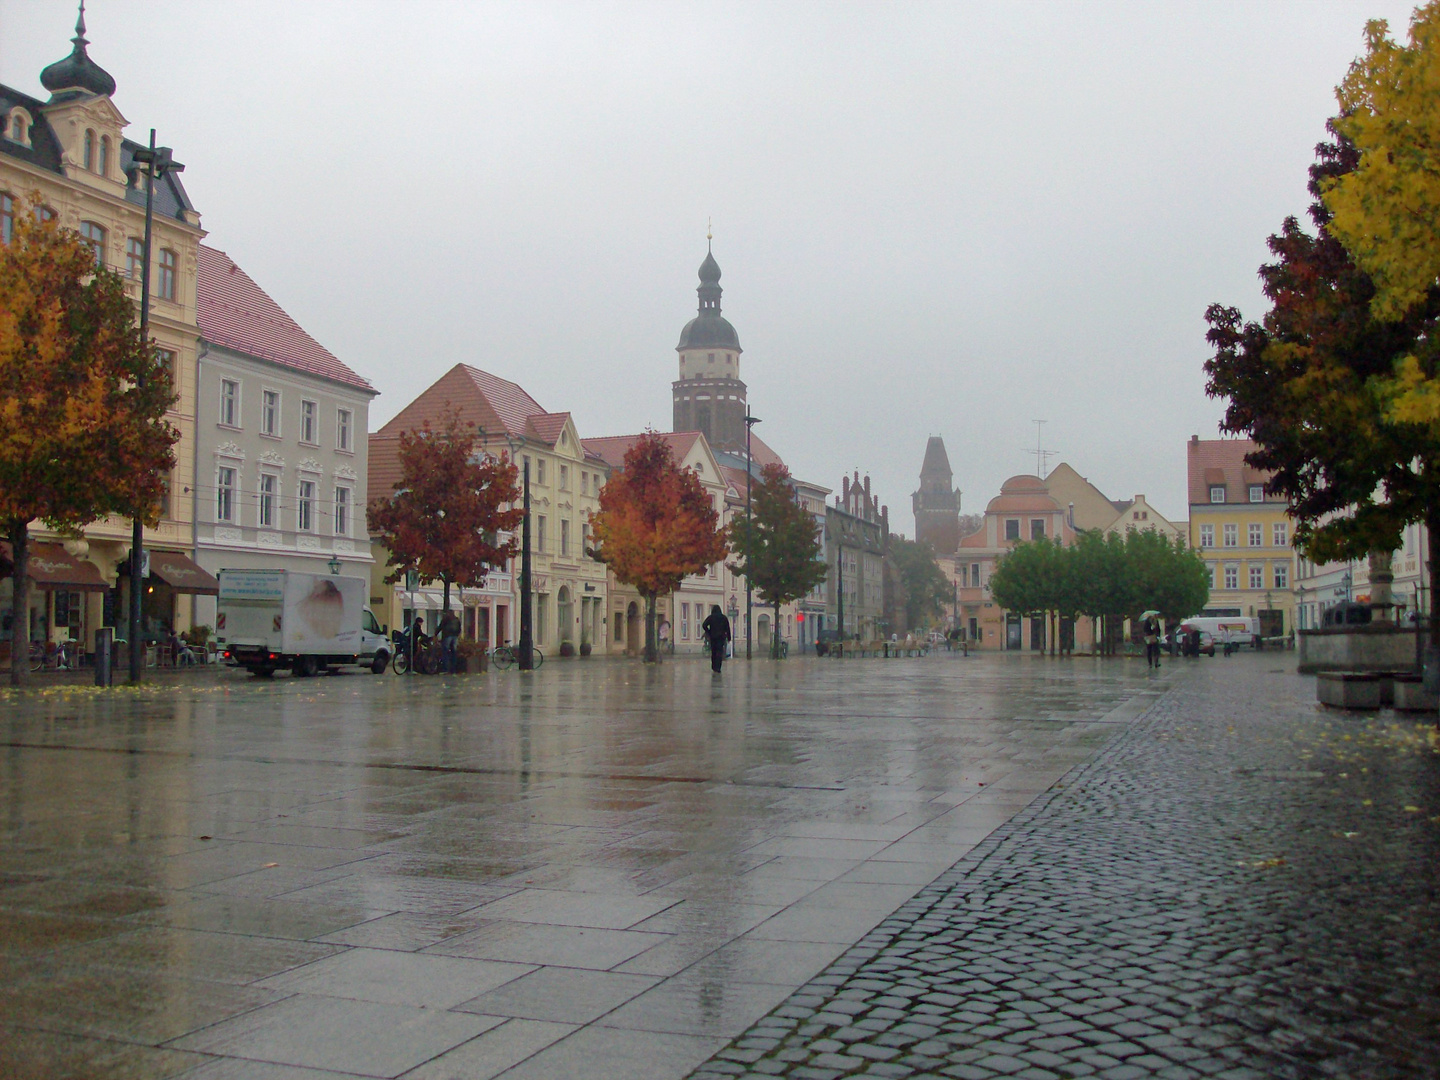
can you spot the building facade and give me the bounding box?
[827,473,889,641]
[1186,436,1295,637]
[1,13,210,656]
[583,431,729,656]
[912,436,961,555]
[370,364,609,654]
[191,247,377,630]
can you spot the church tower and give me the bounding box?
[672,240,746,451]
[913,436,961,554]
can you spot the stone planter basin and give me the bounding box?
[1316,671,1382,710]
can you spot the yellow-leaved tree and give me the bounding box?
[0,195,178,685]
[1323,2,1440,427]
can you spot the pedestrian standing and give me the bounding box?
[1142,613,1162,669]
[438,608,461,673]
[701,604,731,675]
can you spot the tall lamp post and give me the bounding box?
[506,435,534,671]
[744,413,761,660]
[127,130,182,684]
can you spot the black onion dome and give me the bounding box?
[676,245,742,352]
[677,313,742,351]
[40,5,116,99]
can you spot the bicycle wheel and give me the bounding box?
[29,645,42,672]
[531,648,544,670]
[421,648,441,675]
[492,647,514,670]
[391,648,410,674]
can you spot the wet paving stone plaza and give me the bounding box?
[1,653,1436,1079]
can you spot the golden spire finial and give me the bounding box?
[707,217,713,248]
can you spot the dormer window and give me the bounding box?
[1209,485,1226,504]
[83,129,95,171]
[5,108,31,147]
[1248,485,1264,503]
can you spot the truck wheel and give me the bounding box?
[371,653,389,674]
[294,655,317,678]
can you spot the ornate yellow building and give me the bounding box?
[0,11,209,655]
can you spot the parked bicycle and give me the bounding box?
[490,643,544,670]
[29,639,73,672]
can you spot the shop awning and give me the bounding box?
[0,543,109,591]
[148,550,220,595]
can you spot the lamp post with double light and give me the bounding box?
[125,130,183,684]
[743,413,761,660]
[505,435,534,671]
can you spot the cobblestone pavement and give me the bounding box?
[688,657,1440,1080]
[0,654,1161,1080]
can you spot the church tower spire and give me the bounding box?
[913,436,962,554]
[40,1,117,100]
[672,234,747,451]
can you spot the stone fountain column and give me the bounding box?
[1368,549,1394,624]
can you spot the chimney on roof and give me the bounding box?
[1191,434,1199,443]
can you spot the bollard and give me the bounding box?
[94,627,113,687]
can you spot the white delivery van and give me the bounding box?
[1178,616,1258,649]
[216,569,392,677]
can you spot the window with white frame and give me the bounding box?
[216,466,236,522]
[300,400,317,444]
[334,486,351,537]
[336,408,352,451]
[559,464,569,490]
[79,221,105,267]
[1273,561,1289,589]
[537,515,547,553]
[219,379,239,427]
[681,603,690,640]
[158,249,176,301]
[1273,522,1288,547]
[258,473,277,529]
[261,390,280,436]
[1206,563,1216,589]
[1224,565,1238,589]
[1210,485,1226,503]
[581,471,588,496]
[126,236,143,278]
[1223,524,1237,547]
[1200,524,1214,548]
[1248,523,1262,547]
[537,459,547,485]
[297,479,315,532]
[1249,564,1264,589]
[1249,485,1264,503]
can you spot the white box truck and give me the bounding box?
[216,569,391,677]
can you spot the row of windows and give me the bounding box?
[0,193,55,244]
[1207,562,1289,590]
[1004,518,1047,541]
[518,455,601,495]
[528,514,591,558]
[82,129,113,177]
[2,194,179,298]
[1210,484,1267,504]
[215,469,353,536]
[1198,522,1288,549]
[218,379,353,451]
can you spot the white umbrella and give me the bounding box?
[1140,609,1160,619]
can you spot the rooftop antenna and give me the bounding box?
[1028,420,1056,478]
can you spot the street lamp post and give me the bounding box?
[126,129,182,685]
[744,413,761,660]
[505,436,534,671]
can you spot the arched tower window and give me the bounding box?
[6,109,31,146]
[99,135,110,177]
[83,129,95,170]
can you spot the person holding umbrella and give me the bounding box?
[1140,609,1162,669]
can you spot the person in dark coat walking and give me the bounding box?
[701,605,731,674]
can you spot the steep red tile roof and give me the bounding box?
[368,432,404,500]
[376,364,547,441]
[1186,437,1281,506]
[526,411,572,445]
[197,246,373,392]
[748,432,784,469]
[582,431,703,470]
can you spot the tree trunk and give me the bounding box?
[773,600,781,659]
[8,522,29,687]
[1429,508,1439,642]
[644,592,658,663]
[442,576,451,613]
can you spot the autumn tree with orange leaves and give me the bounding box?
[0,195,178,686]
[588,432,727,662]
[368,411,522,614]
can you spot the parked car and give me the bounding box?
[1322,602,1372,627]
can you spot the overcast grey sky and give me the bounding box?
[2,0,1419,531]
